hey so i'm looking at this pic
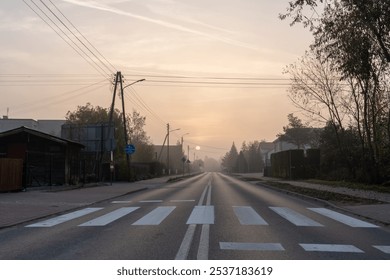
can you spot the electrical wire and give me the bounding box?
[23,0,113,79]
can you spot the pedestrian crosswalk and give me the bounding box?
[24,204,388,255]
[26,205,379,229]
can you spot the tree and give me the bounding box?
[65,103,154,179]
[221,142,239,173]
[277,114,315,149]
[241,141,263,172]
[281,1,390,183]
[281,0,390,64]
[236,151,248,173]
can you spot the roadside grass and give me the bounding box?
[234,175,384,205]
[304,179,390,194]
[257,180,383,206]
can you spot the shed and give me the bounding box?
[0,126,84,188]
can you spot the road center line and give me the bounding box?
[197,180,212,260]
[175,179,212,260]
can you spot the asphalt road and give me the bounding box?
[0,172,389,260]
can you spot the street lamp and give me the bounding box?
[123,79,145,90]
[120,78,145,181]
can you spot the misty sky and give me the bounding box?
[0,0,313,159]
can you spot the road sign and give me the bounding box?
[125,144,136,155]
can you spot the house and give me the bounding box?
[153,144,184,175]
[259,141,275,168]
[0,126,84,187]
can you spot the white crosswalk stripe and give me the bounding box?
[79,207,139,227]
[233,206,268,225]
[220,242,284,251]
[26,208,103,227]
[373,245,390,254]
[132,206,176,225]
[308,208,379,228]
[25,205,380,231]
[186,206,214,224]
[300,243,364,253]
[270,207,323,227]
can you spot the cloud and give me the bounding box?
[62,0,260,51]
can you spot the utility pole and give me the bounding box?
[107,71,145,182]
[105,72,120,182]
[167,123,170,175]
[119,72,132,181]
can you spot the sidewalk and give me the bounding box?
[235,173,390,226]
[0,177,168,229]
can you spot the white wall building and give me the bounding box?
[0,117,65,137]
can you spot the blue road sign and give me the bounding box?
[125,144,136,155]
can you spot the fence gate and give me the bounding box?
[0,158,23,192]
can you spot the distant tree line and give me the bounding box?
[281,0,390,184]
[221,141,264,173]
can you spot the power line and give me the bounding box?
[11,79,108,114]
[23,0,113,79]
[40,0,115,74]
[47,0,117,72]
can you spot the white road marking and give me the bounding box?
[175,183,210,260]
[79,207,139,226]
[308,208,379,228]
[233,206,268,225]
[197,224,210,259]
[197,182,213,260]
[220,242,285,251]
[139,200,163,203]
[186,205,214,224]
[111,201,132,204]
[132,206,175,225]
[25,208,102,227]
[270,207,323,227]
[300,243,364,253]
[170,200,195,202]
[373,245,390,254]
[175,224,196,260]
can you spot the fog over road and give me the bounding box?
[0,172,389,260]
